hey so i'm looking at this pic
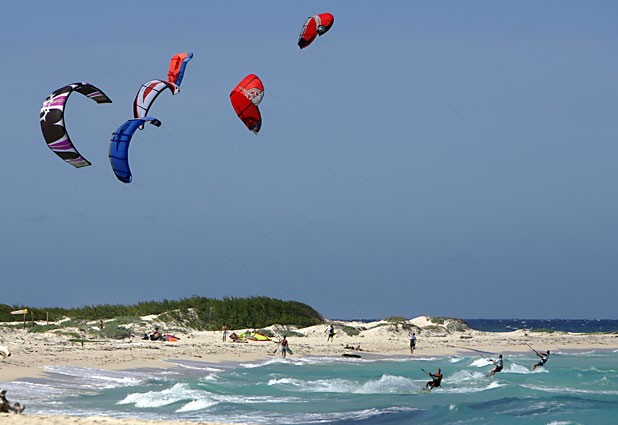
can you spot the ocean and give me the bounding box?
[2,320,618,425]
[465,319,618,334]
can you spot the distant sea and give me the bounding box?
[2,319,618,425]
[344,318,618,333]
[466,319,618,333]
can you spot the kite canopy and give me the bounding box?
[298,12,334,49]
[133,52,192,120]
[108,117,161,184]
[40,82,112,168]
[168,52,193,86]
[133,80,179,119]
[230,74,264,134]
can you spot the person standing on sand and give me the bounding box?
[408,331,417,354]
[98,320,103,331]
[222,323,228,342]
[489,354,504,377]
[280,336,289,358]
[327,324,335,342]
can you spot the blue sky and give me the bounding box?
[1,1,617,319]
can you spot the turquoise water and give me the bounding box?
[3,350,618,424]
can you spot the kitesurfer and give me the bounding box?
[424,368,443,391]
[489,354,504,377]
[532,350,550,370]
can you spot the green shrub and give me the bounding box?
[5,296,324,330]
[384,316,407,323]
[100,326,132,340]
[338,325,360,336]
[28,324,62,333]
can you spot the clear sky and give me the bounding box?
[2,1,617,319]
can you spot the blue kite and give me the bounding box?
[109,117,161,184]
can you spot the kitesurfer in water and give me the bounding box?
[489,354,504,377]
[532,350,550,370]
[424,368,443,391]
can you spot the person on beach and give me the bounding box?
[424,368,443,391]
[280,336,289,358]
[150,327,164,341]
[345,344,362,351]
[532,350,550,370]
[489,354,504,377]
[0,389,25,414]
[408,331,417,354]
[98,320,104,331]
[222,323,228,342]
[327,324,335,342]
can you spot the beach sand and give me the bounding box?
[1,316,617,424]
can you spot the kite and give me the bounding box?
[108,117,161,184]
[168,52,193,87]
[298,13,334,49]
[133,80,178,119]
[40,82,112,168]
[133,52,193,119]
[230,74,264,134]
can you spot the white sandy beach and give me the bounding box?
[2,316,618,424]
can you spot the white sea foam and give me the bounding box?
[356,374,418,394]
[439,380,504,394]
[118,383,204,408]
[176,398,218,412]
[268,377,303,387]
[504,363,539,374]
[448,369,488,384]
[522,383,618,396]
[471,358,493,367]
[174,363,223,373]
[43,365,144,388]
[120,382,302,412]
[269,374,418,394]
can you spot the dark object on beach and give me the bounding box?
[344,344,363,351]
[0,389,26,414]
[342,353,361,358]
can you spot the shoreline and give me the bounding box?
[3,319,618,382]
